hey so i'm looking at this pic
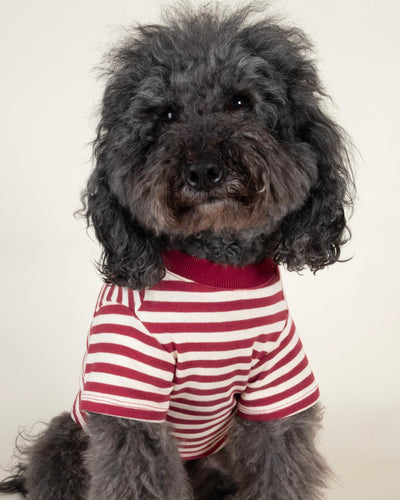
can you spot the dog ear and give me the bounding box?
[277,101,354,272]
[82,153,165,289]
[239,19,354,272]
[250,23,355,272]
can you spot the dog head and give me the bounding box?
[83,4,353,288]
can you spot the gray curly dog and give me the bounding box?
[0,3,353,499]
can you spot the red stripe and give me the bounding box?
[71,397,83,424]
[249,321,296,368]
[179,435,227,460]
[167,411,231,430]
[88,342,174,374]
[168,405,232,424]
[106,285,115,302]
[166,337,256,354]
[168,401,233,418]
[174,423,231,443]
[83,381,170,404]
[180,439,226,460]
[262,320,297,362]
[152,269,279,293]
[94,304,134,317]
[246,355,310,395]
[163,251,277,288]
[172,380,246,397]
[246,355,308,394]
[141,291,284,314]
[90,321,173,354]
[248,336,302,388]
[241,372,317,408]
[146,310,287,334]
[128,289,135,310]
[171,394,238,407]
[238,389,320,421]
[174,368,250,385]
[177,355,252,370]
[175,425,230,449]
[85,362,172,389]
[164,339,251,354]
[160,328,283,356]
[79,401,166,422]
[97,285,109,310]
[151,280,214,293]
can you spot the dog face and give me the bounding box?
[102,12,320,237]
[108,57,318,237]
[87,5,353,287]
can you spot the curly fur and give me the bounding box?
[185,447,239,499]
[229,404,331,499]
[1,3,353,499]
[83,2,353,288]
[0,413,89,499]
[84,414,192,500]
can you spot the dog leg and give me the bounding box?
[229,404,331,500]
[85,413,193,500]
[22,412,88,499]
[185,448,238,500]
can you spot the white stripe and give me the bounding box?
[91,312,147,331]
[171,410,232,437]
[239,384,318,415]
[254,320,302,375]
[138,300,285,324]
[95,284,107,311]
[243,360,313,402]
[74,266,319,461]
[175,361,251,378]
[81,392,169,414]
[178,347,252,362]
[173,373,248,392]
[102,286,119,304]
[173,417,234,450]
[148,319,287,343]
[167,410,228,422]
[88,332,175,365]
[146,276,282,303]
[170,383,246,402]
[262,348,311,388]
[83,371,172,396]
[170,396,236,413]
[85,351,173,381]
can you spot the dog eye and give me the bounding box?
[228,94,252,112]
[162,108,179,124]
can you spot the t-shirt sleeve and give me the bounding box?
[76,285,176,423]
[237,313,320,421]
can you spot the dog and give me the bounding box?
[0,3,353,499]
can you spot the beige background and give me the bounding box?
[1,0,399,498]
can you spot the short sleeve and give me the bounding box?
[237,314,319,421]
[74,285,176,424]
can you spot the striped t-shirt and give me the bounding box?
[72,250,319,460]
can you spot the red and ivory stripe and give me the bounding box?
[72,255,319,460]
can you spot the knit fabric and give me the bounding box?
[72,250,319,460]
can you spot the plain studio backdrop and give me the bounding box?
[0,1,399,498]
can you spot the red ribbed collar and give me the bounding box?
[162,250,276,289]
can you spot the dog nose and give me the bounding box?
[185,162,224,191]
